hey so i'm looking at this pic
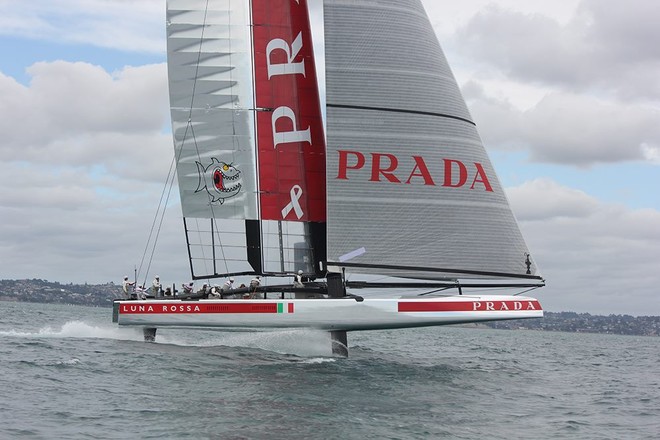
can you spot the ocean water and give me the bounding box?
[0,302,658,440]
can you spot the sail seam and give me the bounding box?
[327,103,476,126]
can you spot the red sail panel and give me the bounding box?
[252,0,326,222]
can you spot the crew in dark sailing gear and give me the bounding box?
[197,283,209,295]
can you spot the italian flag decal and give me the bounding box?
[278,303,295,314]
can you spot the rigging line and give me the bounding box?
[418,287,455,296]
[144,153,179,283]
[192,217,211,278]
[177,57,212,277]
[212,217,230,274]
[513,286,542,296]
[137,153,177,286]
[181,0,214,278]
[143,117,196,283]
[184,123,213,278]
[140,1,212,284]
[186,124,213,278]
[458,286,518,294]
[183,114,208,276]
[187,0,230,277]
[140,0,214,284]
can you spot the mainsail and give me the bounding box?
[323,0,542,283]
[167,0,326,278]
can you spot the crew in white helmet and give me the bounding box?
[249,275,261,298]
[293,270,304,288]
[221,277,235,293]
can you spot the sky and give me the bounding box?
[0,0,658,315]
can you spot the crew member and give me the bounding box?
[122,276,135,299]
[208,285,221,299]
[135,284,148,300]
[221,277,235,293]
[152,276,161,296]
[293,270,304,288]
[249,276,261,298]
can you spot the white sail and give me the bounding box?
[323,0,541,281]
[167,0,326,277]
[167,0,258,220]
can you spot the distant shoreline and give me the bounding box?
[1,278,658,337]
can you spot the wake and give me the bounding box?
[0,321,144,341]
[0,322,336,357]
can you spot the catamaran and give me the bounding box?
[113,0,545,356]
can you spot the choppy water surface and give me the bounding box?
[0,302,658,439]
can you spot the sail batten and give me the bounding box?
[327,103,477,126]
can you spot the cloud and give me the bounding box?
[465,83,660,166]
[0,157,188,285]
[0,59,184,285]
[0,0,164,53]
[455,0,660,101]
[507,178,599,221]
[522,93,660,165]
[0,61,171,180]
[507,179,660,315]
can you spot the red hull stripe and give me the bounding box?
[120,303,287,314]
[398,300,542,312]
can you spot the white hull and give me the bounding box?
[114,295,542,331]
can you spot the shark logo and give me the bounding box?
[195,158,242,204]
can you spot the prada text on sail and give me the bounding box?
[336,150,494,191]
